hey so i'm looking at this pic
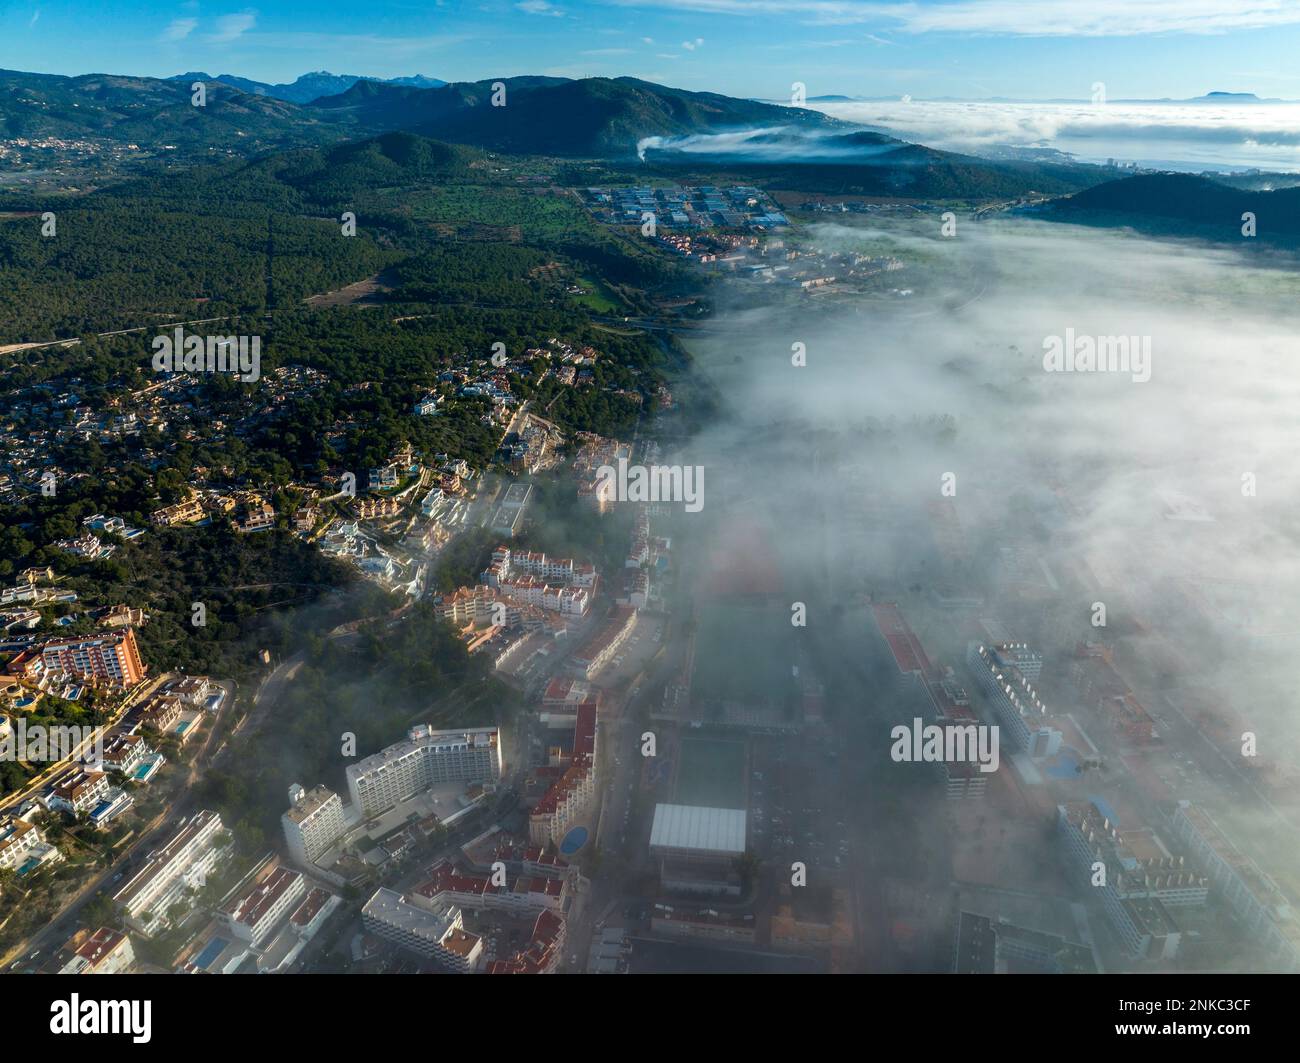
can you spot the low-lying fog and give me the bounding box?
[811,98,1300,172]
[668,216,1300,849]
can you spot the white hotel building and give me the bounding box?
[224,865,308,946]
[361,887,484,972]
[113,810,228,936]
[1167,800,1300,971]
[966,642,1062,757]
[346,726,503,820]
[282,784,349,867]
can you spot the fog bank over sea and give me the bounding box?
[810,99,1300,174]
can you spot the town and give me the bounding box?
[2,21,1299,1018]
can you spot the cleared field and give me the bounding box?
[572,273,620,312]
[407,186,600,241]
[304,268,398,307]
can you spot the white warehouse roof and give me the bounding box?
[650,804,747,855]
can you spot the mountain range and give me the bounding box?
[0,66,1115,201]
[0,68,840,159]
[0,68,344,155]
[168,70,446,104]
[307,76,840,156]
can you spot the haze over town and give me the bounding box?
[0,0,1297,1015]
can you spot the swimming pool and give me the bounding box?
[560,826,589,855]
[193,937,229,970]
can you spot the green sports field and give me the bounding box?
[674,736,747,809]
[690,601,795,704]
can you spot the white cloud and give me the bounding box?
[889,0,1300,36]
[600,0,1300,37]
[681,37,705,50]
[210,13,256,43]
[161,17,198,42]
[812,97,1300,170]
[517,0,565,15]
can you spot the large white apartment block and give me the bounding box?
[570,606,638,679]
[361,887,484,972]
[508,550,574,582]
[1058,799,1209,959]
[544,585,591,616]
[113,810,228,936]
[529,700,597,849]
[1168,800,1300,971]
[440,584,510,625]
[438,585,559,633]
[224,865,307,946]
[529,762,596,848]
[290,887,340,939]
[992,641,1043,681]
[495,575,590,617]
[282,784,348,867]
[483,547,595,603]
[498,574,548,608]
[486,548,565,581]
[346,726,502,820]
[967,642,1062,757]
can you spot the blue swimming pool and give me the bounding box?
[132,759,156,780]
[193,937,229,969]
[560,826,589,855]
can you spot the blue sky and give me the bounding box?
[3,1,1300,100]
